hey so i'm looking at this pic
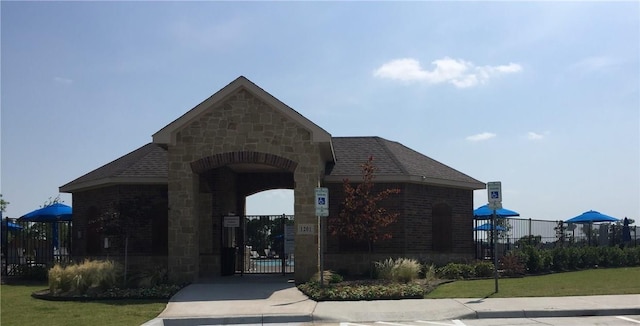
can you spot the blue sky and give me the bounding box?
[1,2,638,222]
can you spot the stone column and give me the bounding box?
[168,161,200,283]
[293,164,322,283]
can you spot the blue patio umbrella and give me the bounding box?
[19,203,72,222]
[19,203,72,249]
[473,204,520,219]
[6,221,23,230]
[474,223,506,231]
[565,210,619,224]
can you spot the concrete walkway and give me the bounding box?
[142,275,640,326]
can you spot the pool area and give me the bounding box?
[252,259,294,267]
[244,258,295,274]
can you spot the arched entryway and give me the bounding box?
[155,78,335,283]
[190,151,296,277]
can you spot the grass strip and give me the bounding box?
[1,283,167,326]
[427,267,640,298]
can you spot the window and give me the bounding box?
[151,203,168,255]
[432,203,452,252]
[86,206,101,255]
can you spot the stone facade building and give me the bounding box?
[60,76,485,283]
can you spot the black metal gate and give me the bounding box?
[221,214,294,275]
[1,218,72,280]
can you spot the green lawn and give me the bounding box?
[0,283,167,326]
[2,268,638,325]
[427,267,640,298]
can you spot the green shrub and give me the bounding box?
[552,247,569,271]
[540,249,553,272]
[566,247,581,270]
[581,246,600,268]
[436,263,461,279]
[600,247,626,267]
[330,272,344,284]
[523,245,543,273]
[624,247,640,266]
[462,263,476,278]
[311,270,343,285]
[436,263,475,279]
[473,261,494,278]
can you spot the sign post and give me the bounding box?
[315,188,329,217]
[487,181,502,293]
[315,187,329,287]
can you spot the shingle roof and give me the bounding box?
[60,137,483,192]
[325,137,485,189]
[59,143,167,192]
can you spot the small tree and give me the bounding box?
[90,197,151,285]
[41,195,63,207]
[0,194,9,213]
[329,156,401,277]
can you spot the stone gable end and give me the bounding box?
[175,89,312,157]
[166,87,325,283]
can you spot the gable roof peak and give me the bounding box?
[152,76,333,150]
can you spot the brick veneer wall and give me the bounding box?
[70,184,168,272]
[167,88,325,283]
[323,181,474,275]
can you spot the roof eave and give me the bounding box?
[59,177,168,193]
[323,174,486,190]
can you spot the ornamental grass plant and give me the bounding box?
[48,259,119,296]
[374,257,421,283]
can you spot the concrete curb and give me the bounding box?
[149,314,313,326]
[475,308,640,319]
[146,308,640,325]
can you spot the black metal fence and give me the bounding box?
[474,218,639,260]
[240,214,294,275]
[1,218,72,279]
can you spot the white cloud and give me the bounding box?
[373,57,522,88]
[527,132,544,140]
[466,132,496,142]
[53,77,73,84]
[571,56,618,73]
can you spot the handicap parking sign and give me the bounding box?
[315,187,329,217]
[487,181,502,204]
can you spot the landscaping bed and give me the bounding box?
[298,278,451,301]
[31,283,183,301]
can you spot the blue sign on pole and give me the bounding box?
[487,181,502,210]
[315,187,329,217]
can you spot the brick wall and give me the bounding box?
[71,184,168,261]
[323,181,474,275]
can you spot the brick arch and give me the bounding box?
[190,151,298,174]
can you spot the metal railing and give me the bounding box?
[240,214,294,275]
[474,218,638,260]
[2,218,72,279]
